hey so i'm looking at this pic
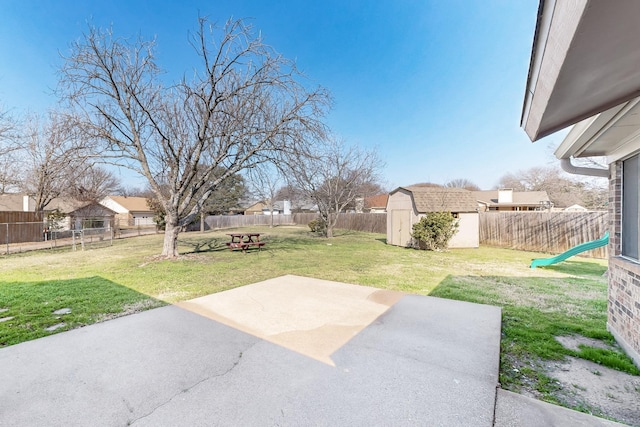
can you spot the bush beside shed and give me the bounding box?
[386,186,479,249]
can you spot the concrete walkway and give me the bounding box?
[0,275,625,426]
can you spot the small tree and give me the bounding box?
[445,178,480,191]
[46,209,68,243]
[411,212,459,251]
[248,163,282,228]
[287,137,383,238]
[12,111,91,211]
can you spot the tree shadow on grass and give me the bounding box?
[0,277,164,348]
[178,237,229,254]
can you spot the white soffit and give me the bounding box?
[522,0,640,142]
[554,97,640,160]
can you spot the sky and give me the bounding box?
[0,0,564,191]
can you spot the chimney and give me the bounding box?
[283,200,291,215]
[498,189,513,204]
[23,195,31,212]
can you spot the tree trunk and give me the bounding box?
[270,206,274,228]
[161,220,181,258]
[326,213,334,238]
[200,215,205,233]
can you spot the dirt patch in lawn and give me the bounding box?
[506,335,640,425]
[547,357,640,426]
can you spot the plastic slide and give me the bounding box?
[530,231,609,269]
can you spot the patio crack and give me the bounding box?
[128,349,246,425]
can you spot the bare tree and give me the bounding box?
[274,184,308,213]
[58,18,329,257]
[66,165,122,203]
[248,164,283,227]
[0,150,21,193]
[410,182,443,188]
[120,186,152,197]
[497,166,607,208]
[445,178,480,191]
[288,137,383,238]
[0,109,13,144]
[15,111,90,211]
[0,108,20,192]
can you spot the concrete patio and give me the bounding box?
[0,275,624,426]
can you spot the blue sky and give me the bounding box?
[0,0,561,190]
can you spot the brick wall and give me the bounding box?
[607,161,640,367]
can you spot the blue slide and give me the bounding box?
[530,232,609,269]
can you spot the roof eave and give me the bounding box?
[521,0,640,142]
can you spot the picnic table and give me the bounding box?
[225,233,265,252]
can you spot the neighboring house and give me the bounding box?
[46,198,116,231]
[292,201,319,214]
[474,189,551,211]
[521,1,640,366]
[246,200,315,215]
[386,186,479,249]
[0,193,35,212]
[262,201,292,215]
[100,196,155,226]
[244,201,266,215]
[364,194,389,213]
[0,194,115,232]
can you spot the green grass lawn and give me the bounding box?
[1,225,636,406]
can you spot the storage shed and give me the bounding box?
[386,186,479,248]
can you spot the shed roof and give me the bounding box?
[396,187,478,213]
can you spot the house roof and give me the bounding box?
[521,0,640,142]
[472,190,550,207]
[0,193,29,211]
[45,198,89,213]
[244,201,265,212]
[395,187,478,213]
[365,194,388,209]
[107,196,153,213]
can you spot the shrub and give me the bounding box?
[411,212,459,251]
[308,219,326,233]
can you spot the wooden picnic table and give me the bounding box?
[225,233,265,252]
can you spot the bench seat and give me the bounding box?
[225,241,265,252]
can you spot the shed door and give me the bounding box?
[392,209,412,246]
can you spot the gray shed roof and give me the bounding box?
[398,187,478,213]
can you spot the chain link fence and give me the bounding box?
[1,219,158,254]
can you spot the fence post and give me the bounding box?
[5,223,8,255]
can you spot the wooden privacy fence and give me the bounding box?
[479,211,609,258]
[0,211,44,244]
[195,212,387,234]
